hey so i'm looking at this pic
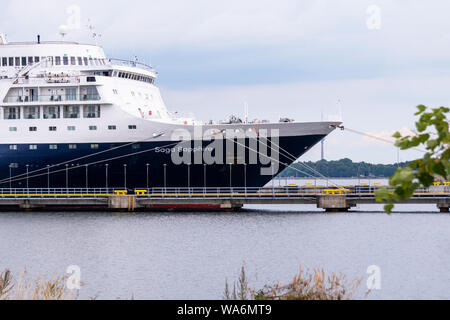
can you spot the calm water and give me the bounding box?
[1,202,449,300]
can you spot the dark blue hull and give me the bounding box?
[0,134,325,189]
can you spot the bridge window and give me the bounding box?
[128,125,137,130]
[43,106,60,119]
[70,57,76,65]
[4,107,20,120]
[63,56,69,65]
[49,126,57,131]
[77,57,82,65]
[55,57,61,65]
[24,106,40,119]
[63,106,80,118]
[29,127,37,132]
[89,126,97,131]
[84,105,101,118]
[8,57,13,66]
[108,125,116,130]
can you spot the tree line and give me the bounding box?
[278,158,409,178]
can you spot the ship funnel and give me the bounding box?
[0,33,8,45]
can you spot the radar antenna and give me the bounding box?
[86,19,102,45]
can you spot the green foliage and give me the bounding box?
[278,159,408,178]
[376,105,450,213]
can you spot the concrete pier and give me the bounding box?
[0,187,448,212]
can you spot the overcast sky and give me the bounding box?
[1,0,449,163]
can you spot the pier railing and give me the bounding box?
[0,186,448,199]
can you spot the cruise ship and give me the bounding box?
[0,33,340,190]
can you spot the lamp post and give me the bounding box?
[229,164,232,191]
[123,164,127,189]
[26,164,29,191]
[203,164,206,192]
[105,164,109,190]
[244,164,247,195]
[163,164,167,192]
[47,165,50,190]
[187,164,191,191]
[65,164,69,190]
[9,165,11,190]
[146,163,150,190]
[85,164,89,190]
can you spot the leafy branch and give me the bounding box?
[376,105,450,213]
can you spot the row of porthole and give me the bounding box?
[9,144,100,151]
[8,125,137,132]
[8,143,142,152]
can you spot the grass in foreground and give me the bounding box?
[0,269,77,300]
[224,264,365,300]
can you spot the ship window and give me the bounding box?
[84,105,101,118]
[63,106,80,118]
[86,77,96,82]
[49,145,58,150]
[55,57,61,65]
[108,125,116,130]
[70,57,76,65]
[81,87,99,100]
[91,144,99,149]
[67,126,76,131]
[128,125,137,130]
[89,126,97,131]
[65,88,77,101]
[69,144,77,149]
[35,57,40,63]
[9,127,17,132]
[43,106,60,119]
[15,57,20,66]
[24,106,40,119]
[77,57,82,65]
[89,58,93,65]
[29,145,38,150]
[63,56,69,65]
[29,127,37,132]
[21,57,26,66]
[4,107,20,120]
[9,145,17,150]
[83,57,87,65]
[49,126,57,131]
[8,57,13,66]
[28,57,33,64]
[1,57,6,66]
